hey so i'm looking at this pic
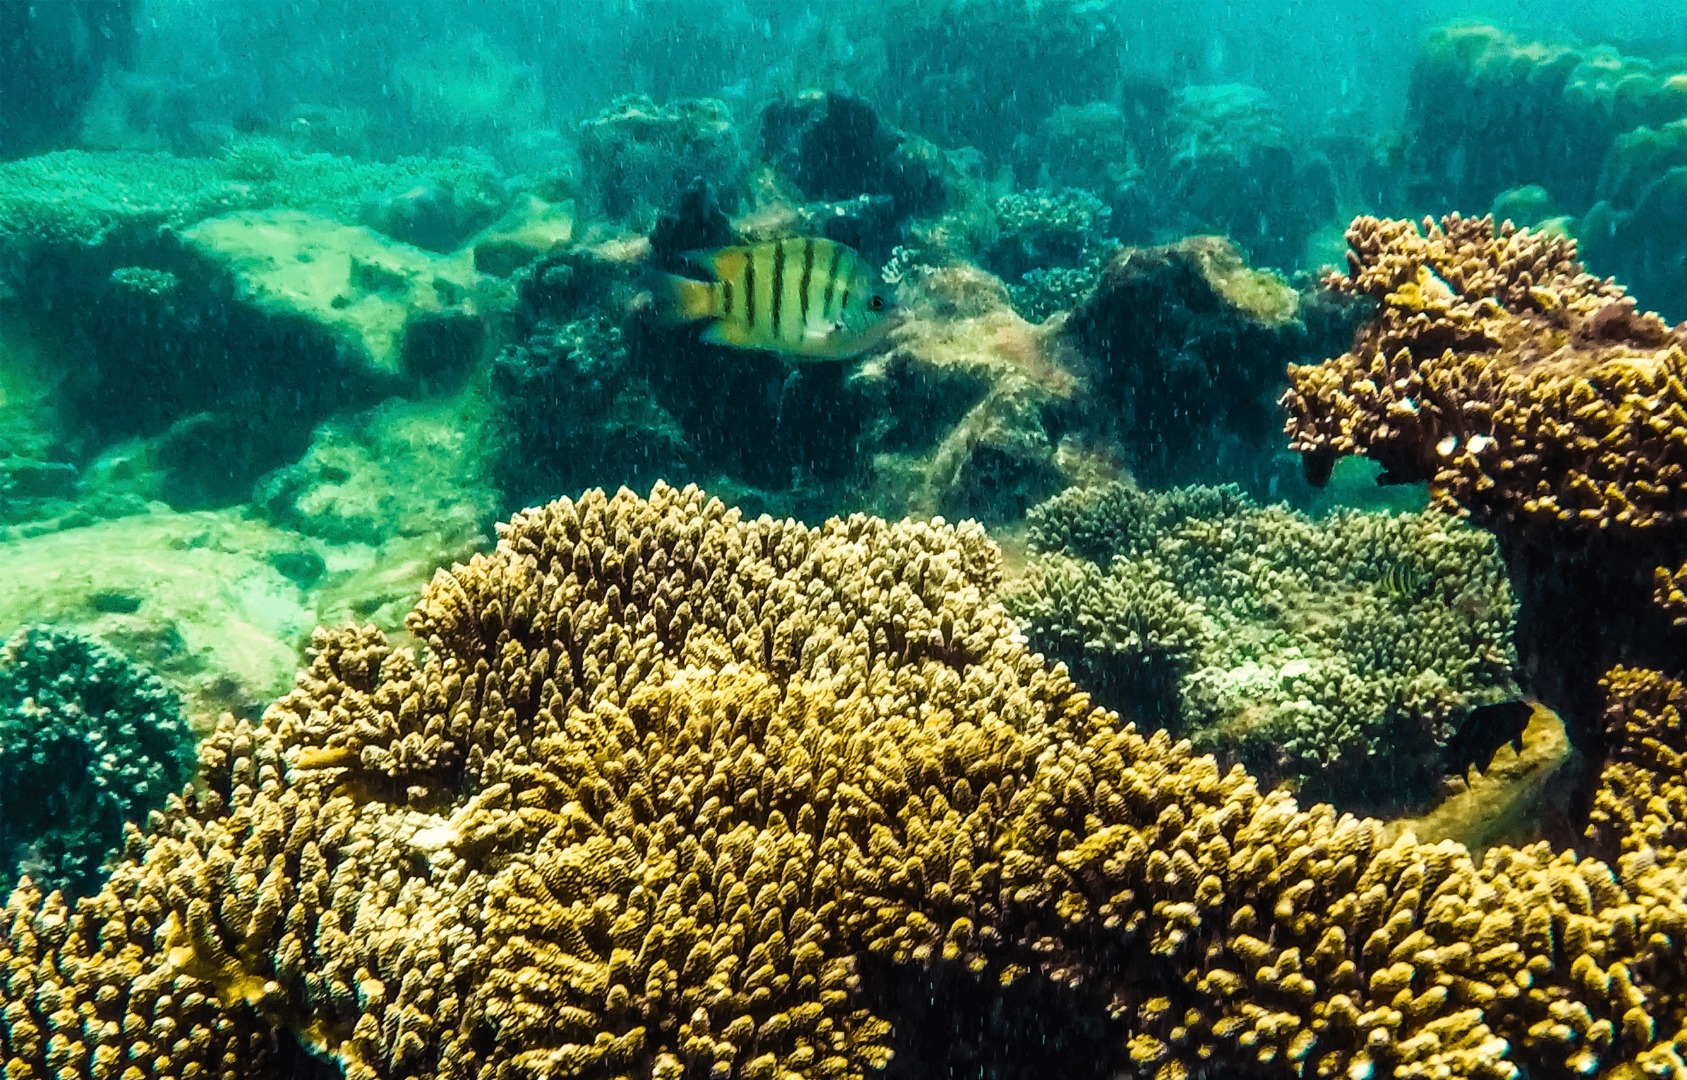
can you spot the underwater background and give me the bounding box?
[5,2,1687,1078]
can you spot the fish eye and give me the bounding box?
[869,294,887,312]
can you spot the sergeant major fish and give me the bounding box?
[653,237,895,360]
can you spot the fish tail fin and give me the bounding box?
[648,272,719,327]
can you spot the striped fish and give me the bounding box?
[654,237,895,360]
[1379,560,1429,599]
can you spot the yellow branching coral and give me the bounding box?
[4,483,1687,1080]
[1282,213,1687,531]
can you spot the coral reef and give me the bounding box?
[1159,85,1334,270]
[576,94,747,227]
[988,187,1119,321]
[1281,214,1687,757]
[4,484,1687,1080]
[1004,482,1519,809]
[872,0,1124,160]
[1581,120,1687,322]
[0,626,193,899]
[1404,24,1687,319]
[1408,24,1687,213]
[491,224,1341,525]
[491,240,869,521]
[1062,235,1339,495]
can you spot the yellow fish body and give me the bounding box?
[655,237,894,360]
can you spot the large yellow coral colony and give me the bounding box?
[4,484,1687,1080]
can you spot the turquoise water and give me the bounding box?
[2,2,1686,1078]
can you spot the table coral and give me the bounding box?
[1003,482,1519,810]
[6,483,1687,1080]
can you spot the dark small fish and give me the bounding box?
[652,237,895,360]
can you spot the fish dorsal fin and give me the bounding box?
[684,246,749,284]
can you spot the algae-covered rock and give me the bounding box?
[759,91,963,223]
[470,193,576,277]
[1061,235,1320,495]
[254,393,496,549]
[178,208,498,381]
[860,262,1082,522]
[577,94,746,226]
[357,175,508,253]
[1005,482,1520,811]
[0,510,320,721]
[0,146,505,253]
[0,148,514,508]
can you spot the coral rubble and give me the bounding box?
[4,484,1687,1080]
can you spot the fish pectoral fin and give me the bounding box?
[699,319,751,349]
[649,272,718,327]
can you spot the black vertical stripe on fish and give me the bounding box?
[822,242,843,320]
[799,237,815,329]
[837,246,856,314]
[743,248,756,331]
[771,239,787,341]
[722,277,734,318]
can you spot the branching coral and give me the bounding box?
[1004,482,1519,809]
[1283,213,1687,531]
[1587,666,1687,863]
[1281,213,1687,753]
[6,484,1683,1080]
[0,627,194,900]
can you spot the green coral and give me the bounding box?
[0,146,504,249]
[989,187,1119,319]
[0,627,194,900]
[1004,482,1519,809]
